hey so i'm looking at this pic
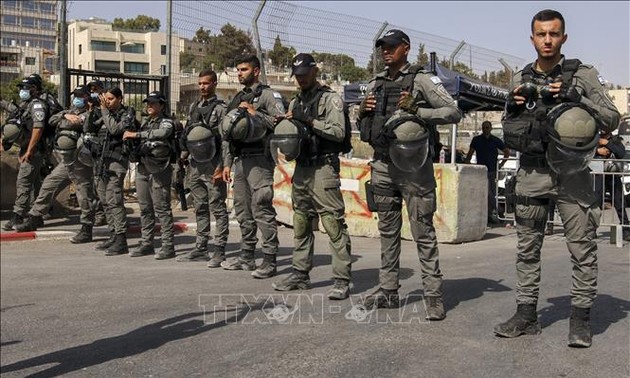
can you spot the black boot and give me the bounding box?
[70,224,93,244]
[568,306,592,348]
[15,215,42,232]
[494,303,541,338]
[104,234,129,256]
[251,253,277,279]
[96,234,116,250]
[3,213,23,231]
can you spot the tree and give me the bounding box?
[268,35,296,68]
[416,43,429,66]
[193,27,212,44]
[112,15,160,32]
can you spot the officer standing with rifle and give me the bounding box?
[87,87,132,256]
[357,30,461,319]
[219,55,286,278]
[1,76,49,231]
[176,69,230,264]
[494,9,620,348]
[271,53,353,300]
[123,91,177,260]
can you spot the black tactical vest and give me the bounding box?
[502,59,581,156]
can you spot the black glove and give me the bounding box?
[291,106,313,126]
[558,84,582,103]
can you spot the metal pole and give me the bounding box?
[58,0,68,107]
[252,0,267,83]
[449,40,466,70]
[372,22,388,76]
[166,0,173,113]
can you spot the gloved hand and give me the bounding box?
[558,84,582,103]
[291,106,314,126]
[398,93,418,114]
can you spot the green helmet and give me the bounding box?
[221,108,266,142]
[185,122,216,162]
[140,140,172,174]
[54,130,80,165]
[546,103,600,175]
[386,110,430,172]
[1,122,22,145]
[269,119,305,164]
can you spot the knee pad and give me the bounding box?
[293,211,311,239]
[321,212,343,243]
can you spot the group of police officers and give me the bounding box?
[0,9,622,348]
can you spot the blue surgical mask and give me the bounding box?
[72,97,86,108]
[19,89,31,101]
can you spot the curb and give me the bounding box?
[0,220,241,243]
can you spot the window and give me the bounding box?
[91,40,116,52]
[3,15,18,26]
[78,44,82,55]
[95,60,120,72]
[121,43,144,54]
[22,17,37,28]
[124,62,149,74]
[161,45,166,55]
[25,57,36,65]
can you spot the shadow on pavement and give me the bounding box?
[0,309,258,377]
[538,294,630,335]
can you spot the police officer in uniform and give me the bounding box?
[86,87,131,255]
[16,85,98,245]
[220,55,286,278]
[357,30,461,319]
[1,77,49,231]
[176,69,230,264]
[271,53,352,299]
[494,10,620,348]
[123,91,177,260]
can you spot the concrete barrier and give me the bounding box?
[273,159,488,243]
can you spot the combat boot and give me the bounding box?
[176,243,209,262]
[104,234,129,256]
[327,279,350,300]
[251,254,277,279]
[568,306,592,348]
[363,287,400,309]
[155,244,176,260]
[272,271,311,291]
[3,213,23,231]
[15,215,43,232]
[494,303,541,338]
[425,296,446,320]
[207,246,226,268]
[129,243,155,257]
[70,224,93,244]
[96,234,116,250]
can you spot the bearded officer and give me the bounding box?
[123,91,177,260]
[1,76,49,231]
[176,69,230,264]
[220,55,286,279]
[494,9,620,348]
[270,53,352,299]
[357,29,461,319]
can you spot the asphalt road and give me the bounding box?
[1,225,629,377]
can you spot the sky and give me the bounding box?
[67,0,629,87]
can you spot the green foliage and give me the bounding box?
[112,15,160,32]
[268,35,296,68]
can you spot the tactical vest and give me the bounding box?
[294,86,351,164]
[227,85,271,157]
[502,59,581,156]
[359,65,440,158]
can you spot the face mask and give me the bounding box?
[19,89,31,101]
[72,97,86,108]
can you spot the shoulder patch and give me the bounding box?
[597,75,606,85]
[430,76,442,85]
[272,92,282,99]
